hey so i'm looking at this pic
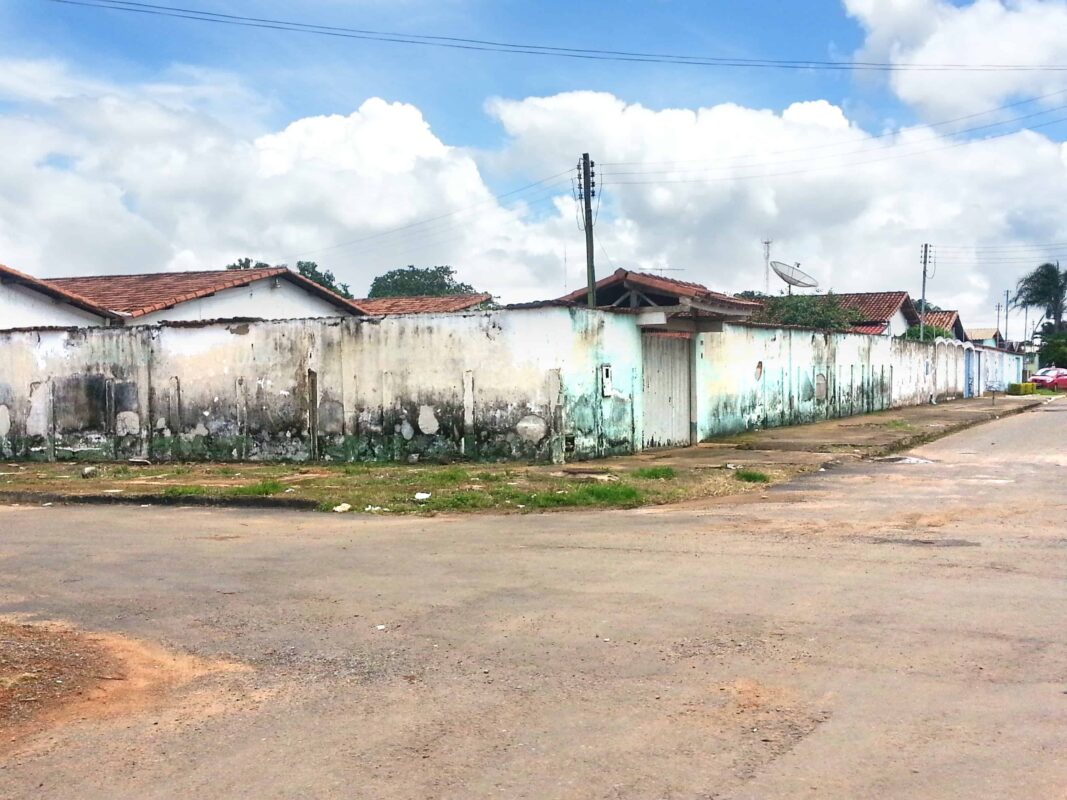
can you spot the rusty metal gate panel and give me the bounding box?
[641,332,691,449]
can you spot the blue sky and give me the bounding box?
[6,1,898,147]
[3,0,1067,326]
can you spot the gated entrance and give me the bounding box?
[641,331,691,448]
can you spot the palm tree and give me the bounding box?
[1014,262,1067,334]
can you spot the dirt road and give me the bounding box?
[1,402,1065,799]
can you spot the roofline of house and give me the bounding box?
[556,267,761,312]
[0,263,123,321]
[42,267,366,318]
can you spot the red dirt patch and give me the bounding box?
[1,618,240,754]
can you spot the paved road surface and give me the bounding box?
[1,402,1065,799]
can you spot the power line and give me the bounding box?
[599,102,1067,178]
[47,0,1067,73]
[932,242,1067,251]
[291,186,569,263]
[603,113,1067,185]
[600,88,1067,168]
[275,171,571,261]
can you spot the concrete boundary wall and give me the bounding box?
[0,310,1023,462]
[692,325,1011,440]
[0,308,642,463]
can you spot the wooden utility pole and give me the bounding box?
[919,243,930,341]
[580,153,596,307]
[1004,289,1010,341]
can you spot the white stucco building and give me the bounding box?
[1,265,365,330]
[1,263,118,329]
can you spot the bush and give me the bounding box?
[228,479,286,496]
[633,466,676,480]
[1007,383,1036,396]
[734,469,771,483]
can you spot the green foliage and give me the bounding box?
[227,479,286,496]
[162,485,207,497]
[224,258,353,300]
[296,261,353,299]
[913,299,943,313]
[752,293,863,331]
[903,324,954,341]
[633,466,676,480]
[226,257,271,271]
[522,483,643,508]
[1039,332,1067,367]
[734,469,770,483]
[1014,262,1066,333]
[368,265,478,298]
[1007,383,1036,396]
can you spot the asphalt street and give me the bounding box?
[1,401,1065,799]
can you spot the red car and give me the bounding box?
[1031,367,1067,390]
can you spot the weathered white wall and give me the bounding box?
[694,323,971,439]
[0,307,642,462]
[886,308,910,337]
[0,282,107,330]
[0,308,994,462]
[134,277,349,325]
[976,345,1024,390]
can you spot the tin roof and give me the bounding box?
[966,327,1002,342]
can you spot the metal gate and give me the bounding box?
[641,332,691,448]
[964,349,974,398]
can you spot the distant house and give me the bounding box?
[0,263,119,329]
[922,310,967,341]
[0,264,364,326]
[556,268,761,318]
[966,328,1004,348]
[352,293,492,315]
[834,291,920,336]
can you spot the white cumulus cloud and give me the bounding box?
[846,0,1067,118]
[1,57,1066,329]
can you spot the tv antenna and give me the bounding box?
[770,260,819,295]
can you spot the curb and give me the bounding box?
[872,397,1048,457]
[0,491,320,511]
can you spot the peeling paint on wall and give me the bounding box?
[0,310,1020,463]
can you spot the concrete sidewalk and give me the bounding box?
[620,394,1054,473]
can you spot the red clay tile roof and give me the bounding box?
[44,268,365,318]
[833,291,920,326]
[923,310,960,331]
[557,268,761,313]
[848,323,889,335]
[352,293,492,315]
[0,262,120,320]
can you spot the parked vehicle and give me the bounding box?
[1031,367,1067,390]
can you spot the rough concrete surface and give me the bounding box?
[0,400,1065,799]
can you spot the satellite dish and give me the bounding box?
[770,260,819,294]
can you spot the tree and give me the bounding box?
[368,265,477,298]
[750,293,863,330]
[226,257,271,270]
[1014,262,1067,334]
[1039,332,1067,367]
[914,299,943,314]
[903,324,953,341]
[295,261,352,299]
